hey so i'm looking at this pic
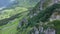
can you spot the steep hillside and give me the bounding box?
[0,0,60,34]
[0,0,40,34]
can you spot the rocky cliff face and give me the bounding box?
[16,0,60,34]
[50,10,60,21]
[27,0,60,34]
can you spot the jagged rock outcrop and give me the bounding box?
[17,0,60,34]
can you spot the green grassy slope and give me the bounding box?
[0,6,29,34]
[0,0,40,34]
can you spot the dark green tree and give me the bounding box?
[17,2,60,34]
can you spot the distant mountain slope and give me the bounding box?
[0,0,40,11]
[0,0,17,10]
[17,0,40,7]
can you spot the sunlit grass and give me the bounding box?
[0,7,28,20]
[0,9,28,34]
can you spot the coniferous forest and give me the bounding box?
[0,0,60,34]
